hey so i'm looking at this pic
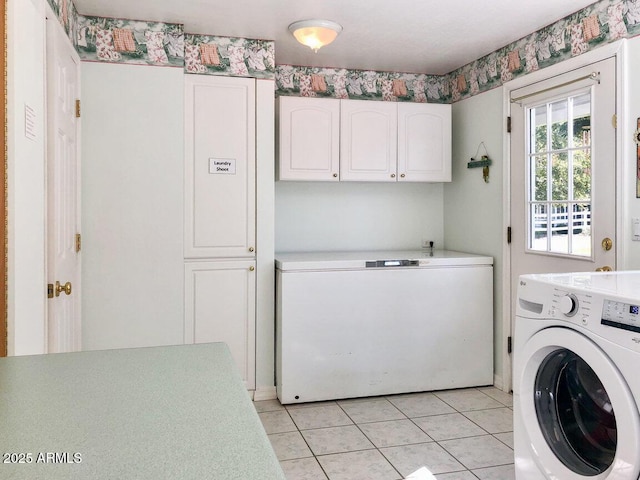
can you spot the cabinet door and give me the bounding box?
[184,260,256,389]
[278,96,340,181]
[397,103,452,182]
[340,100,398,182]
[184,75,256,258]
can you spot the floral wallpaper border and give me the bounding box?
[185,35,275,79]
[276,66,446,104]
[46,0,640,102]
[73,15,277,79]
[76,16,185,68]
[46,0,79,47]
[445,0,640,102]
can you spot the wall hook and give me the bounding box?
[467,142,492,183]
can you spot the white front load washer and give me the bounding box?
[514,271,640,480]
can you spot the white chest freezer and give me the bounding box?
[275,250,494,404]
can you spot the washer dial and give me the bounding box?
[559,294,579,317]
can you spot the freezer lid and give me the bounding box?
[275,250,493,271]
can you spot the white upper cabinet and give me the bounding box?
[278,96,340,181]
[276,96,451,183]
[340,99,398,182]
[184,75,256,258]
[398,103,452,182]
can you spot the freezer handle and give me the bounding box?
[365,259,420,268]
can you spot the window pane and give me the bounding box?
[532,105,548,154]
[550,203,569,254]
[552,152,568,200]
[571,203,591,256]
[524,91,593,259]
[572,94,591,148]
[530,203,548,252]
[532,155,548,201]
[551,100,568,150]
[573,150,591,201]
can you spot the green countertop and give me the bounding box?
[0,343,285,479]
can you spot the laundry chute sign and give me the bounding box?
[209,158,236,175]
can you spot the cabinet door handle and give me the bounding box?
[249,266,255,272]
[249,247,255,253]
[333,173,338,178]
[400,173,406,178]
[390,173,396,178]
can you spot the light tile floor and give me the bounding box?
[254,387,514,480]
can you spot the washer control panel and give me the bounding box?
[551,288,593,326]
[601,300,640,333]
[520,276,640,352]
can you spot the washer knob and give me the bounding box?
[559,294,579,317]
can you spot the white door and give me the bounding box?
[340,100,397,181]
[184,75,256,259]
[46,15,81,353]
[184,260,256,389]
[509,57,616,377]
[278,96,340,181]
[397,103,452,182]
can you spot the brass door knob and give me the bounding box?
[55,281,72,297]
[601,237,613,251]
[249,247,255,253]
[595,266,613,272]
[249,266,255,272]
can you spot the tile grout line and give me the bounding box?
[334,398,406,480]
[280,406,332,479]
[259,387,515,480]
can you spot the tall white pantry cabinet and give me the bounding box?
[184,75,274,391]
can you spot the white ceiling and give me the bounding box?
[73,0,598,75]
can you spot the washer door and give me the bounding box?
[519,327,640,480]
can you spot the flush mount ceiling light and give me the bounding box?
[288,19,343,52]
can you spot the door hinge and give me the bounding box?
[506,116,511,133]
[612,114,617,129]
[47,283,54,299]
[507,226,512,244]
[75,233,82,253]
[508,336,512,354]
[75,99,81,118]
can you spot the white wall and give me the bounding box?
[275,182,444,252]
[444,88,505,386]
[81,63,184,350]
[622,37,640,269]
[7,0,47,355]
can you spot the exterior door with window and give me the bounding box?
[510,57,616,325]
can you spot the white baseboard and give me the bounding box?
[253,386,277,401]
[493,373,504,391]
